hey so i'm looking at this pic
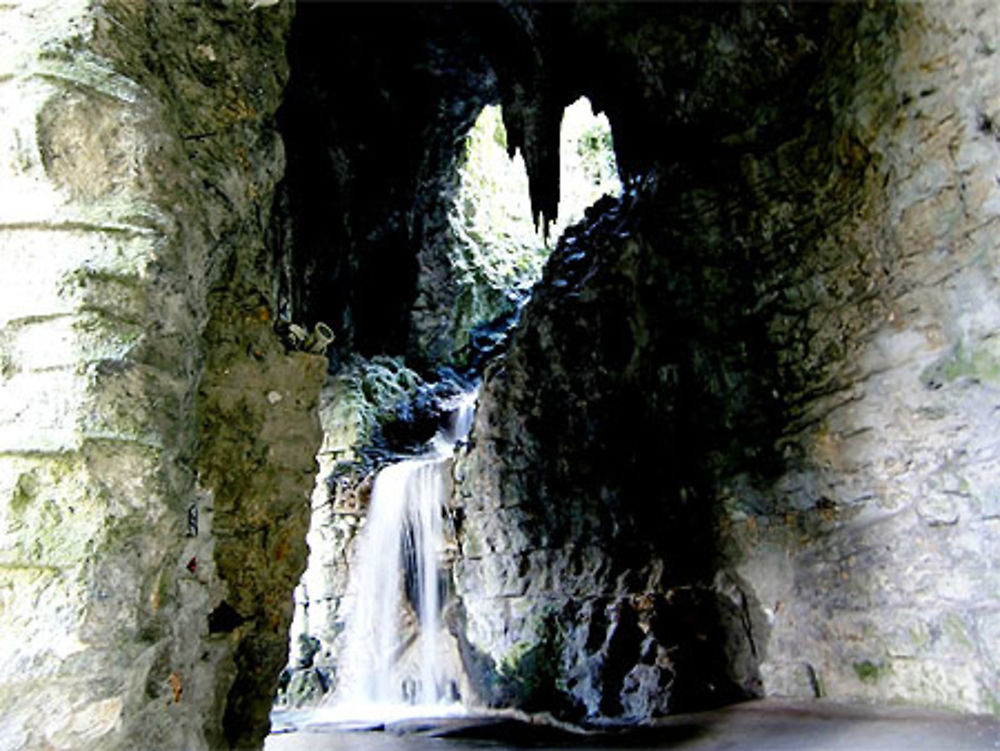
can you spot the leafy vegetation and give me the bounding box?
[448,97,621,304]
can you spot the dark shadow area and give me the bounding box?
[266,0,902,733]
[274,2,501,363]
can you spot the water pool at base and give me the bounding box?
[266,701,1000,751]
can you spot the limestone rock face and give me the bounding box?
[453,0,1000,723]
[453,192,765,721]
[727,1,1000,713]
[0,1,319,749]
[196,301,326,749]
[4,0,1000,746]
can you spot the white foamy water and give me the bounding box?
[315,390,477,724]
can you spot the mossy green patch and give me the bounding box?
[6,455,106,568]
[984,688,1000,719]
[10,472,38,516]
[327,355,432,456]
[853,659,889,683]
[921,338,1000,389]
[491,613,573,713]
[498,639,560,704]
[943,613,974,651]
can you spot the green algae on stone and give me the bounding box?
[10,472,38,517]
[853,659,889,684]
[921,339,1000,390]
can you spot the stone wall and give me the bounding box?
[452,191,764,721]
[454,0,1000,723]
[733,0,1000,713]
[0,1,324,749]
[3,0,999,746]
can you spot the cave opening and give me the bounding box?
[273,45,625,713]
[448,97,622,302]
[266,0,768,733]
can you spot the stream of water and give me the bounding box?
[313,391,477,724]
[267,391,1000,750]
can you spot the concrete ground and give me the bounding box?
[266,699,1000,751]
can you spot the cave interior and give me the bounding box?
[2,1,1000,749]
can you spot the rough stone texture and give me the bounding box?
[452,193,764,722]
[727,0,1000,715]
[454,0,1000,725]
[0,1,322,749]
[197,299,325,749]
[5,0,1000,745]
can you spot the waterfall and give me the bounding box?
[321,391,476,722]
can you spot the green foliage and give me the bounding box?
[450,105,548,295]
[449,98,621,299]
[553,97,622,237]
[853,659,889,683]
[357,355,423,408]
[577,121,617,185]
[333,355,430,453]
[444,99,620,364]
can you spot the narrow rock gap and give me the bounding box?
[273,58,625,712]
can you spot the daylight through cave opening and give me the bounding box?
[275,95,622,715]
[448,97,622,298]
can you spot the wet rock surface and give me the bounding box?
[280,355,475,707]
[453,188,766,721]
[0,0,326,748]
[267,700,1000,751]
[452,0,1000,725]
[5,0,1000,747]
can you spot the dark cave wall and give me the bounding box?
[273,2,843,372]
[276,2,503,367]
[451,0,878,718]
[456,0,1000,720]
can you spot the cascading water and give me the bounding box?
[319,391,476,722]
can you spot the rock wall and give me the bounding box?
[732,0,1000,713]
[196,301,325,749]
[277,3,500,369]
[452,191,764,721]
[454,0,1000,723]
[0,1,324,749]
